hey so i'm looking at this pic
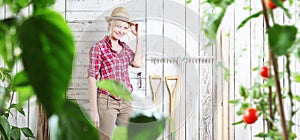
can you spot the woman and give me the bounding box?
[87,7,142,140]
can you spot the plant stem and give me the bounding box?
[260,0,289,139]
[268,87,273,130]
[285,54,294,132]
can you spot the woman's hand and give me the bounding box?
[90,110,100,128]
[131,23,139,37]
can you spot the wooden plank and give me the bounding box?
[294,1,300,138]
[233,0,252,139]
[163,0,186,139]
[66,11,145,21]
[250,0,265,139]
[73,31,105,42]
[66,0,133,11]
[145,0,165,138]
[185,0,200,139]
[53,0,66,17]
[0,6,4,20]
[28,97,38,140]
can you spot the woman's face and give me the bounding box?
[109,20,129,40]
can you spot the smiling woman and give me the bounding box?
[87,6,143,140]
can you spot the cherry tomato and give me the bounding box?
[264,0,286,10]
[260,66,269,78]
[243,108,258,124]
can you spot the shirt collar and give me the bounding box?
[104,35,126,48]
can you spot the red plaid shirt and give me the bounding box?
[88,36,134,98]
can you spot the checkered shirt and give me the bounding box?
[88,36,134,99]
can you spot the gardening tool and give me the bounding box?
[149,75,163,103]
[165,75,179,140]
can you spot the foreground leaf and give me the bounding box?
[97,79,133,101]
[0,116,10,140]
[268,24,297,56]
[10,126,20,140]
[18,9,75,115]
[13,71,35,107]
[112,126,127,140]
[20,127,35,138]
[128,113,166,140]
[49,100,98,140]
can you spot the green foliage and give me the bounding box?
[112,113,166,140]
[202,0,234,43]
[33,0,56,9]
[0,18,20,69]
[49,100,98,140]
[12,71,35,107]
[237,11,262,30]
[128,113,166,140]
[18,8,75,115]
[97,79,134,101]
[268,24,297,56]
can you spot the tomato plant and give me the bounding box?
[203,0,300,139]
[260,66,269,78]
[243,108,258,124]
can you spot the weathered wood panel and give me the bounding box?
[217,1,300,140]
[1,0,214,140]
[185,0,200,139]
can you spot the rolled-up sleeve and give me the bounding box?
[87,44,101,79]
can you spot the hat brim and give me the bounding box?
[105,16,134,25]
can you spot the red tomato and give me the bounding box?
[243,108,258,124]
[264,0,286,10]
[260,66,269,78]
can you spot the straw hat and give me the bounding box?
[105,7,134,25]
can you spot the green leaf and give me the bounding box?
[229,99,240,105]
[232,120,243,125]
[20,127,35,138]
[293,95,300,102]
[0,21,20,70]
[128,113,166,140]
[262,77,275,87]
[203,8,226,43]
[13,71,35,107]
[251,89,260,99]
[186,0,192,4]
[290,132,297,139]
[112,126,127,140]
[206,0,234,7]
[97,79,133,101]
[239,86,248,99]
[0,116,10,140]
[18,9,75,115]
[255,132,268,138]
[49,100,98,140]
[237,11,262,30]
[33,0,56,9]
[268,24,297,56]
[292,72,300,82]
[10,126,20,140]
[0,67,11,82]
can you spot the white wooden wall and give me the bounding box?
[65,0,215,139]
[2,1,207,140]
[216,0,300,140]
